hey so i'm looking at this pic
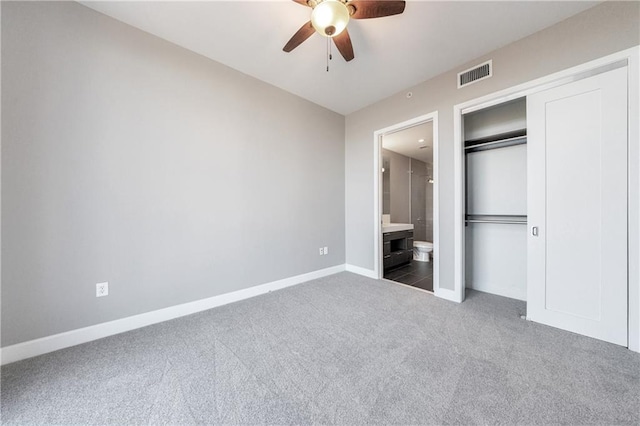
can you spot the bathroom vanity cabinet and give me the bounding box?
[383,230,413,271]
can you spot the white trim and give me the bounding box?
[0,2,3,360]
[0,265,346,365]
[373,131,381,280]
[345,264,378,279]
[468,283,526,302]
[453,46,640,351]
[372,112,440,299]
[453,107,465,304]
[627,48,640,352]
[432,114,441,299]
[434,286,462,303]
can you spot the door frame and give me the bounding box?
[452,46,639,351]
[373,112,439,294]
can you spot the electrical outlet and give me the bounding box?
[323,246,328,255]
[96,282,109,297]
[319,247,324,255]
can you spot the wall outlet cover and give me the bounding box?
[96,282,109,297]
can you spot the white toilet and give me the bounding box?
[413,241,433,262]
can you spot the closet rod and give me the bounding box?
[466,214,527,218]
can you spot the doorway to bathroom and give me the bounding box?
[373,112,439,293]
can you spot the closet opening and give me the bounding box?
[463,97,528,302]
[452,52,637,349]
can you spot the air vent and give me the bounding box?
[458,60,492,88]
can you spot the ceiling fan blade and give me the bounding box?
[292,0,310,6]
[348,0,406,19]
[333,29,354,62]
[283,21,315,52]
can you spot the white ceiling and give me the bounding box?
[79,0,600,115]
[383,122,433,163]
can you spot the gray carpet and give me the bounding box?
[1,272,639,425]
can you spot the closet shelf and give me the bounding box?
[465,214,527,225]
[465,129,527,153]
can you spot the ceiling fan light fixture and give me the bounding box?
[311,0,350,37]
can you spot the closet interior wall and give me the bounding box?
[464,98,528,300]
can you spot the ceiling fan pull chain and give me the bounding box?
[329,36,333,61]
[326,37,330,72]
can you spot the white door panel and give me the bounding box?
[527,67,628,346]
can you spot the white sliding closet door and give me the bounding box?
[527,67,628,346]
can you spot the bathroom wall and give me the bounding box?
[382,148,410,223]
[410,158,428,242]
[382,148,433,242]
[382,155,390,215]
[425,166,433,242]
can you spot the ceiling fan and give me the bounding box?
[283,0,406,62]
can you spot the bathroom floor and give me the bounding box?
[383,260,433,292]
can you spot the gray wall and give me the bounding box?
[382,148,410,223]
[1,2,345,347]
[382,155,390,215]
[410,158,429,243]
[381,149,433,242]
[345,1,640,290]
[424,161,433,243]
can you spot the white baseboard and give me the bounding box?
[467,282,526,301]
[345,264,378,279]
[435,286,463,303]
[0,264,346,366]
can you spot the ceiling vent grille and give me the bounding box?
[458,60,492,88]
